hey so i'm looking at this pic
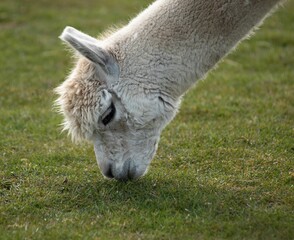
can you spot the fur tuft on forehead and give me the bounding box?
[55,58,104,142]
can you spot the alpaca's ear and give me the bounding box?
[59,26,115,74]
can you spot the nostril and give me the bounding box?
[104,164,114,179]
[128,166,137,180]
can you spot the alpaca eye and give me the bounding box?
[102,103,116,125]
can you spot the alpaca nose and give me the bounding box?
[102,161,139,181]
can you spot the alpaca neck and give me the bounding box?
[107,0,281,101]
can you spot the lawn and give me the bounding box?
[0,0,293,239]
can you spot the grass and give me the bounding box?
[0,0,293,239]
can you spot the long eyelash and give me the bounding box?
[102,103,116,125]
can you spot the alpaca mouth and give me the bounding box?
[102,160,142,181]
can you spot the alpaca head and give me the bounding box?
[55,27,176,181]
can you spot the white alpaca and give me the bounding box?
[56,0,283,181]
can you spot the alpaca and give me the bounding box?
[55,0,283,181]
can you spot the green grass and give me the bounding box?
[0,0,293,239]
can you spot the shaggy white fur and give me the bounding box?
[56,0,282,181]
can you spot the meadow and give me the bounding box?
[0,0,293,239]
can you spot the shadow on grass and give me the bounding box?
[48,174,258,220]
[43,173,292,238]
[2,154,292,239]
